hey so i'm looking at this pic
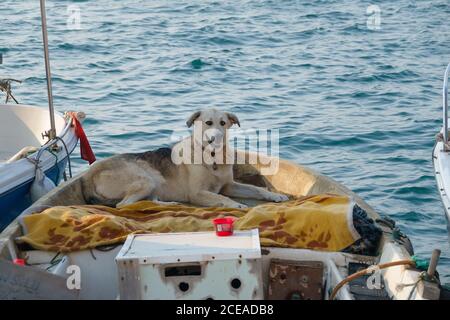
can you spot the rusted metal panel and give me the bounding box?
[267,259,324,300]
[117,258,141,300]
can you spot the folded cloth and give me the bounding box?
[18,194,361,253]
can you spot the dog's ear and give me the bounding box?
[186,111,202,128]
[226,112,240,127]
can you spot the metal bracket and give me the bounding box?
[41,128,57,142]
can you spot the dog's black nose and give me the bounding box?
[208,136,215,144]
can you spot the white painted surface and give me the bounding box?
[327,259,353,300]
[380,242,426,300]
[0,104,78,195]
[117,230,261,264]
[133,258,263,300]
[433,139,450,222]
[0,104,65,160]
[24,247,122,300]
[116,230,263,300]
[68,247,122,300]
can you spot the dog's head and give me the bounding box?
[186,109,240,150]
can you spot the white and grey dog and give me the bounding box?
[81,109,289,208]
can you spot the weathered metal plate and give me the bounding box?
[267,259,324,300]
[117,258,142,300]
[0,258,79,300]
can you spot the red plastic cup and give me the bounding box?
[13,258,25,266]
[213,217,235,236]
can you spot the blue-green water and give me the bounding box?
[1,1,450,282]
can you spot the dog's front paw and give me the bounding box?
[154,200,180,206]
[268,193,289,203]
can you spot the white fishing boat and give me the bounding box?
[0,0,92,231]
[0,103,79,231]
[0,151,445,300]
[433,63,450,228]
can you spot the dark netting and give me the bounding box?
[341,204,382,256]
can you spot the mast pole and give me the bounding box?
[39,0,56,140]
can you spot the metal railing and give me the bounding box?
[443,63,450,150]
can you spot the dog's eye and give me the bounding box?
[220,120,226,126]
[205,121,213,126]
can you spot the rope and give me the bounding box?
[26,144,58,181]
[0,78,21,104]
[95,244,121,252]
[329,259,416,300]
[395,271,430,300]
[45,252,63,271]
[89,249,97,260]
[404,272,427,300]
[24,115,74,181]
[54,135,73,179]
[47,148,60,180]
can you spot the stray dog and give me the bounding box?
[81,109,289,208]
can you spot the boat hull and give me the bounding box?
[432,138,450,230]
[0,157,68,231]
[0,104,79,232]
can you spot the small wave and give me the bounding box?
[336,70,420,83]
[207,36,242,45]
[190,58,208,69]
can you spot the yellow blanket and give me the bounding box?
[19,194,360,252]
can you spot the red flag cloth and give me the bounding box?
[67,112,96,164]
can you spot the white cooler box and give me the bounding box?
[115,229,263,300]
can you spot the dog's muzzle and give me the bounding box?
[204,129,224,148]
